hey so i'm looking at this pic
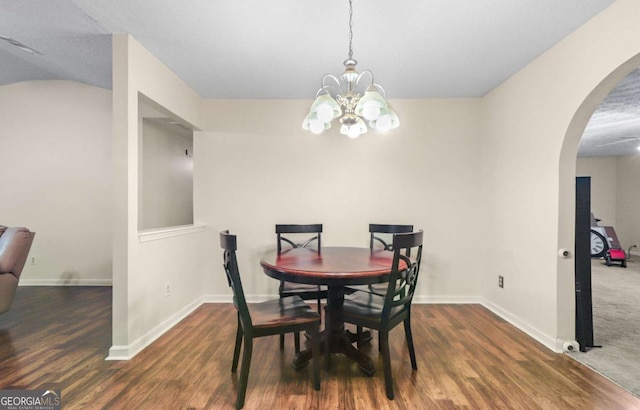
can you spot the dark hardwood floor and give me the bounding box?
[1,287,639,409]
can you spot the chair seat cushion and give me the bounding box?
[250,296,320,329]
[344,289,385,308]
[336,290,405,325]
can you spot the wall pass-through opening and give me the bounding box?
[138,93,194,230]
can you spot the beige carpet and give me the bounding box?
[567,256,640,398]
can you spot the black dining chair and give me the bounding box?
[276,224,328,351]
[326,230,423,400]
[346,224,414,294]
[220,231,321,410]
[366,224,414,296]
[350,224,414,345]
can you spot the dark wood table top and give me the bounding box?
[260,246,396,287]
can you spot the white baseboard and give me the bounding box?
[105,345,131,361]
[412,295,482,304]
[208,294,483,305]
[413,296,561,352]
[203,294,272,304]
[107,293,563,361]
[19,279,112,286]
[202,294,232,304]
[107,294,277,361]
[106,296,204,361]
[479,297,560,353]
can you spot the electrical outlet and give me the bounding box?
[164,282,171,297]
[498,275,504,288]
[30,256,37,265]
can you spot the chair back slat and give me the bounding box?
[276,224,322,253]
[220,231,252,328]
[369,224,413,252]
[382,230,423,319]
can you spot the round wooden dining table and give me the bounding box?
[260,246,397,375]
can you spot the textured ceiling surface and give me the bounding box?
[578,69,640,157]
[2,0,638,156]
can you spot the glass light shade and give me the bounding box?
[310,93,341,122]
[316,104,335,122]
[370,108,399,132]
[340,116,367,138]
[355,87,388,121]
[362,103,381,121]
[302,111,331,134]
[309,119,326,134]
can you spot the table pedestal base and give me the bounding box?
[346,329,372,346]
[292,286,376,375]
[292,331,375,376]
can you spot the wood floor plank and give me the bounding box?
[1,287,639,409]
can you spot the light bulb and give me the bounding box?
[362,102,381,121]
[375,114,392,131]
[347,126,361,138]
[309,119,325,134]
[316,103,334,122]
[637,145,640,151]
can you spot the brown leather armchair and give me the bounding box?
[0,227,36,314]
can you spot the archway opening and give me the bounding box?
[558,54,640,395]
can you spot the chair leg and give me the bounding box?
[380,330,394,400]
[294,332,301,353]
[280,334,285,350]
[356,326,363,349]
[404,318,417,370]
[324,311,331,371]
[232,320,243,373]
[236,336,253,409]
[310,326,320,391]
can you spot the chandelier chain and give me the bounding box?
[348,0,353,60]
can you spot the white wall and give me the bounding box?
[140,119,194,230]
[110,34,205,359]
[0,80,112,285]
[576,155,640,252]
[196,98,484,302]
[616,155,640,250]
[576,157,617,226]
[482,0,640,351]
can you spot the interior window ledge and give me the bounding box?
[138,223,206,242]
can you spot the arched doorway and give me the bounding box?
[557,55,640,391]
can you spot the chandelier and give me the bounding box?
[302,0,399,139]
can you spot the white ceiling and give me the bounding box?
[578,69,640,157]
[2,0,638,156]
